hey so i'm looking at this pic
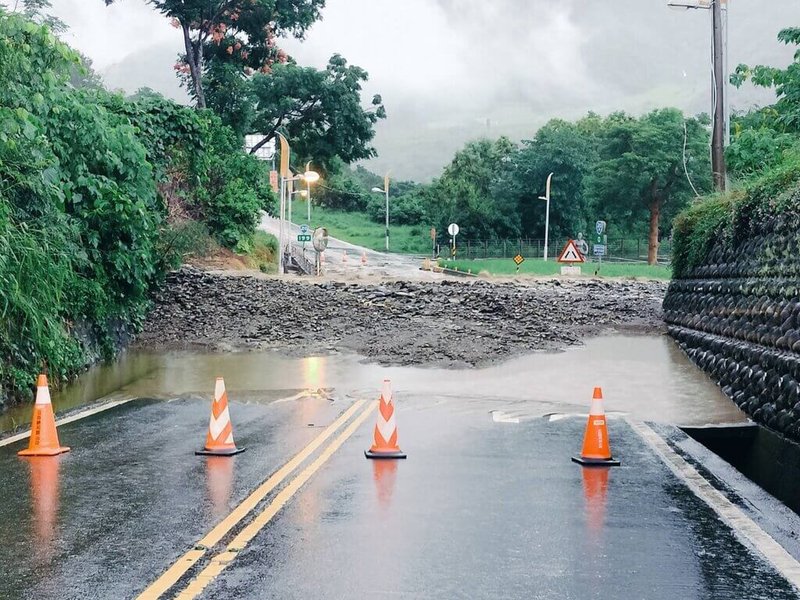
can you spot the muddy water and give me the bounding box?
[0,334,745,435]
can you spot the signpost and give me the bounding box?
[297,224,311,243]
[312,227,329,276]
[448,223,459,259]
[593,220,608,265]
[513,253,525,275]
[557,239,585,276]
[431,228,437,258]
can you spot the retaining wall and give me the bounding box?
[664,213,800,441]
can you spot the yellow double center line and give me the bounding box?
[137,398,376,600]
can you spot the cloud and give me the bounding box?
[45,0,799,180]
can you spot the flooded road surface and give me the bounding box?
[2,333,785,599]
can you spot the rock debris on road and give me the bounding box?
[136,267,668,367]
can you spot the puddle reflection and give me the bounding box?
[581,466,610,537]
[372,460,398,510]
[26,457,62,564]
[205,457,234,519]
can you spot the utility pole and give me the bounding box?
[711,0,726,191]
[668,0,728,191]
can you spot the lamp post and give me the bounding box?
[538,172,554,261]
[288,165,319,226]
[371,173,390,251]
[276,133,319,275]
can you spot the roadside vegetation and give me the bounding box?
[441,259,672,280]
[0,0,383,404]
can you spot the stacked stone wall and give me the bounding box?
[664,215,800,440]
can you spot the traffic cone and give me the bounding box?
[196,377,245,456]
[361,250,367,266]
[365,379,407,459]
[571,387,620,466]
[18,375,70,457]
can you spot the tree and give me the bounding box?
[585,109,711,265]
[731,28,800,133]
[727,28,800,178]
[2,0,65,32]
[241,55,385,167]
[429,137,519,239]
[103,0,325,108]
[498,118,599,241]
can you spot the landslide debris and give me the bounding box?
[137,267,668,367]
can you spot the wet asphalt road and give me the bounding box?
[1,387,798,599]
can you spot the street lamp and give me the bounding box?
[538,172,554,261]
[371,173,390,251]
[303,162,319,223]
[287,166,320,226]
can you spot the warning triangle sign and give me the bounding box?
[557,240,585,264]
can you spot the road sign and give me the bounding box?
[557,240,586,264]
[299,224,310,235]
[595,220,607,236]
[513,254,525,266]
[448,223,460,237]
[593,244,607,256]
[297,234,312,242]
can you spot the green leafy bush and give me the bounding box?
[672,152,800,278]
[0,10,277,403]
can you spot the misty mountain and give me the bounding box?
[85,0,798,181]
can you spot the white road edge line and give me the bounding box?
[627,418,800,590]
[0,398,135,448]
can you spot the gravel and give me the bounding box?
[136,267,669,368]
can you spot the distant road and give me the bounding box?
[259,214,438,279]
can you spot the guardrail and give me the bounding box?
[438,238,672,264]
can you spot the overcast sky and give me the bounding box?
[35,1,800,180]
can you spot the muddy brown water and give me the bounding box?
[0,333,745,435]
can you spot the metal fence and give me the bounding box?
[429,237,673,264]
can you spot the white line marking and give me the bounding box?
[0,399,135,448]
[628,418,800,590]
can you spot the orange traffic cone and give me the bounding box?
[365,379,407,459]
[196,377,245,456]
[361,251,367,266]
[571,387,620,466]
[18,375,70,457]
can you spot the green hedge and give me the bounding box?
[672,153,800,278]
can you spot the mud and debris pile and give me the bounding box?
[137,267,667,368]
[665,214,800,439]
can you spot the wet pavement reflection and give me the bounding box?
[0,333,770,599]
[25,456,62,566]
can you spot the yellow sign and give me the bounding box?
[513,254,525,266]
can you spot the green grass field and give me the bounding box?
[306,206,434,254]
[442,258,672,279]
